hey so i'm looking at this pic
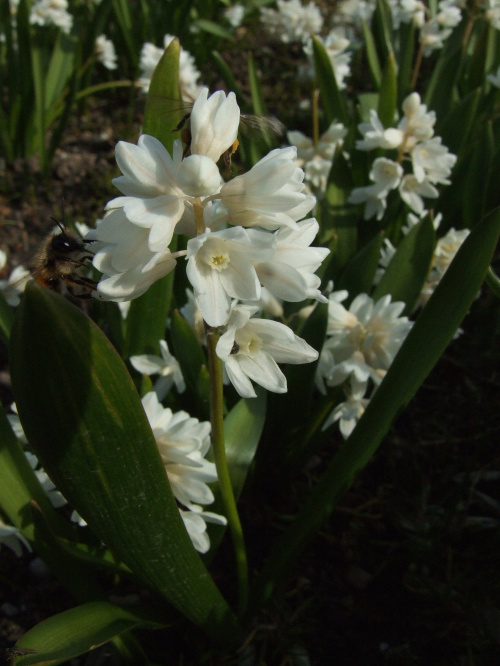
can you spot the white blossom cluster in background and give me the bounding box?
[95,34,117,71]
[375,213,470,310]
[317,292,413,437]
[348,92,457,220]
[86,87,327,401]
[29,0,73,34]
[137,34,202,101]
[259,1,353,90]
[260,0,324,43]
[287,121,348,198]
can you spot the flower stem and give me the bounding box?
[205,324,249,616]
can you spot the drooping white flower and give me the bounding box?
[87,209,178,301]
[216,304,318,398]
[322,376,370,437]
[220,146,316,230]
[186,227,275,327]
[130,340,185,400]
[95,34,117,70]
[260,0,324,44]
[179,506,227,554]
[302,31,352,89]
[397,92,436,147]
[348,184,388,221]
[251,219,330,303]
[141,391,226,553]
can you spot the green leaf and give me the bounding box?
[249,206,500,612]
[397,21,415,102]
[321,150,357,276]
[372,0,393,65]
[0,292,14,345]
[170,310,209,418]
[205,391,267,555]
[361,18,382,88]
[143,38,183,152]
[377,51,397,128]
[44,32,77,112]
[0,409,68,542]
[123,270,174,358]
[485,266,500,299]
[336,232,384,301]
[195,18,234,40]
[10,284,239,644]
[436,87,481,157]
[373,216,435,314]
[462,121,495,228]
[312,35,349,126]
[11,601,164,666]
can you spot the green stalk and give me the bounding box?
[205,325,249,616]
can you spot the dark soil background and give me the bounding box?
[1,91,500,665]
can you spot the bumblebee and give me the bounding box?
[33,220,96,299]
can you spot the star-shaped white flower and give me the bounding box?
[130,340,185,400]
[216,304,318,398]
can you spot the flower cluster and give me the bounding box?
[95,34,117,71]
[302,31,352,90]
[88,88,326,397]
[260,0,324,43]
[287,121,348,198]
[318,291,412,437]
[141,392,226,553]
[29,0,73,34]
[375,214,470,310]
[137,34,202,101]
[348,92,457,220]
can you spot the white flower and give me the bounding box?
[260,0,324,44]
[179,506,226,554]
[397,92,436,147]
[411,137,456,184]
[95,34,117,70]
[0,519,31,557]
[220,146,316,231]
[216,304,318,398]
[399,174,438,213]
[186,227,275,327]
[252,219,329,303]
[348,184,388,221]
[0,252,30,307]
[322,376,370,437]
[189,88,240,163]
[303,30,352,88]
[87,208,178,301]
[356,109,404,151]
[321,292,412,387]
[369,158,404,192]
[130,340,185,400]
[30,0,73,33]
[141,391,226,552]
[224,3,245,28]
[138,34,202,102]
